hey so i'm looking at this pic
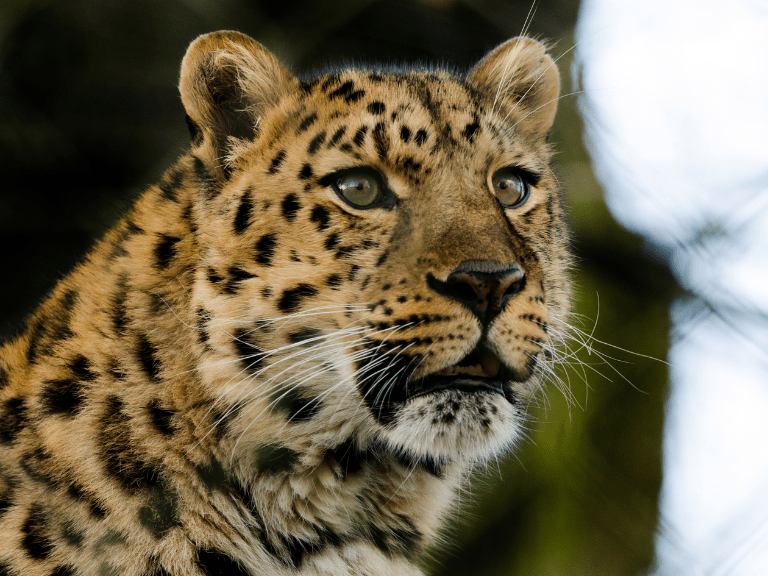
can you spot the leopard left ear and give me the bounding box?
[468,37,560,140]
[179,31,297,159]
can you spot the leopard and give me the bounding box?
[0,30,570,576]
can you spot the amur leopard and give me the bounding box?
[0,31,570,576]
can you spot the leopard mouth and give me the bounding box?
[408,345,516,402]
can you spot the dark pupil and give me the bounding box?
[498,177,518,190]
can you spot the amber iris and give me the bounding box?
[335,169,383,207]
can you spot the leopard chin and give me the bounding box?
[384,386,524,461]
[379,346,530,461]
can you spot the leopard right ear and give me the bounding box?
[468,37,560,141]
[179,31,297,154]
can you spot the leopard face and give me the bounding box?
[182,32,570,467]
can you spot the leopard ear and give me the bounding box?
[179,31,297,153]
[468,37,560,141]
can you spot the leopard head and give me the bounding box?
[178,31,570,467]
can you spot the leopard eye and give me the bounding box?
[333,168,384,208]
[491,167,529,208]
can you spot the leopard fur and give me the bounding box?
[0,31,570,575]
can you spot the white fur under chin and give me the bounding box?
[383,389,522,462]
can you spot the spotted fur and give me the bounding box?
[0,31,570,575]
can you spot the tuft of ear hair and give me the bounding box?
[468,37,560,141]
[179,31,297,158]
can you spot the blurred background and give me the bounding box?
[0,0,677,574]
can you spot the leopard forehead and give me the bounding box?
[244,69,547,183]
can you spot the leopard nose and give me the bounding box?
[427,260,526,321]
